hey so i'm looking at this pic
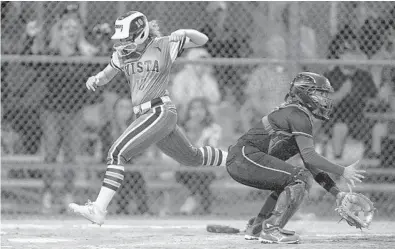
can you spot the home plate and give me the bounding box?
[8,238,72,243]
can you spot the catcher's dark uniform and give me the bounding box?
[226,103,315,191]
[227,72,363,243]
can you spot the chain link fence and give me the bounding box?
[1,1,395,219]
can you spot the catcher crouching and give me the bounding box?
[225,72,374,244]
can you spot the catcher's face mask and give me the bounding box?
[309,89,334,120]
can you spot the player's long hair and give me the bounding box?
[148,20,163,38]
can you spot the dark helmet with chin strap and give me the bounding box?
[288,72,334,121]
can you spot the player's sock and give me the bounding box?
[95,165,125,211]
[253,191,279,226]
[199,146,228,167]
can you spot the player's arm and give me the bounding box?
[86,64,119,91]
[169,29,208,48]
[304,163,341,197]
[294,126,343,197]
[288,109,345,176]
[296,135,345,176]
[298,135,365,187]
[289,109,364,186]
[86,54,120,91]
[96,64,119,86]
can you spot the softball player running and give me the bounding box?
[69,11,228,225]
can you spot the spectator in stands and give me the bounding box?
[1,17,46,156]
[40,13,98,213]
[327,2,362,60]
[18,20,45,55]
[171,48,220,118]
[240,35,290,132]
[323,51,378,160]
[1,1,34,54]
[328,3,394,60]
[280,3,318,61]
[1,105,20,155]
[176,97,221,214]
[367,36,395,157]
[200,1,252,108]
[369,76,395,158]
[357,5,394,59]
[91,23,113,56]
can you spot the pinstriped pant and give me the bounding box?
[107,102,211,166]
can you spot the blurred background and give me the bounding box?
[1,1,395,220]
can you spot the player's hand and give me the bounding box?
[86,76,99,92]
[169,30,186,42]
[342,160,365,187]
[335,191,347,206]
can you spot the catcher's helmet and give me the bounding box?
[289,72,334,121]
[111,11,149,56]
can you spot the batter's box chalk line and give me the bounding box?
[7,238,72,243]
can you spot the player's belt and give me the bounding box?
[133,96,171,115]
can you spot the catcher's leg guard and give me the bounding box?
[245,191,280,240]
[263,180,307,229]
[260,176,308,244]
[278,170,311,228]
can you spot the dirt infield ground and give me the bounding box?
[1,218,395,249]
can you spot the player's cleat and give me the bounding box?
[244,217,262,240]
[259,224,300,244]
[68,200,107,226]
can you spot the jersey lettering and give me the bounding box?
[124,60,160,76]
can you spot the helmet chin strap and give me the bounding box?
[115,37,154,62]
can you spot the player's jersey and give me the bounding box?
[110,36,186,106]
[237,102,314,161]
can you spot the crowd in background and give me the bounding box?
[1,1,395,215]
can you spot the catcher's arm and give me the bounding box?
[296,135,344,175]
[305,164,341,197]
[296,135,365,186]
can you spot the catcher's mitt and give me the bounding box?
[335,192,376,229]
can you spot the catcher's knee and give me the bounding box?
[285,180,307,205]
[292,169,311,191]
